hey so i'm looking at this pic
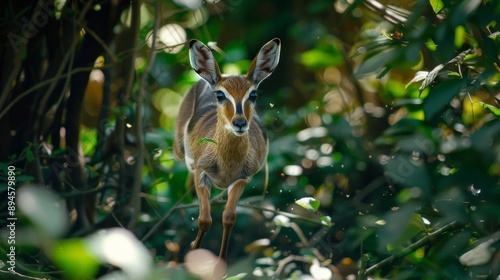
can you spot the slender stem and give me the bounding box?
[131,0,160,229]
[141,185,194,242]
[0,65,115,121]
[275,255,306,276]
[0,0,41,109]
[365,221,458,275]
[141,192,326,242]
[127,0,143,231]
[358,254,369,280]
[239,202,325,226]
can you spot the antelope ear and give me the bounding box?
[189,40,222,87]
[247,38,281,87]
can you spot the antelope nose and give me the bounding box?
[233,118,247,129]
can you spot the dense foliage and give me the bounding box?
[1,0,499,279]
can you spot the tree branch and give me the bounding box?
[365,221,458,276]
[141,193,327,243]
[126,0,144,231]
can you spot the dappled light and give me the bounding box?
[86,228,153,278]
[152,23,187,54]
[17,185,68,239]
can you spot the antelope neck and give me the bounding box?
[214,121,250,160]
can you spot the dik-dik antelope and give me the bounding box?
[173,38,281,260]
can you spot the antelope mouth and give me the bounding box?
[232,127,248,137]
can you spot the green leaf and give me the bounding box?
[300,47,343,69]
[383,152,432,194]
[423,79,464,120]
[419,64,444,91]
[295,197,320,212]
[18,142,33,161]
[406,71,429,89]
[25,148,34,162]
[387,214,427,251]
[450,0,482,26]
[482,103,500,116]
[378,203,424,252]
[52,239,100,280]
[419,49,474,91]
[355,49,401,78]
[320,216,333,227]
[446,48,473,65]
[198,138,217,145]
[454,25,466,48]
[429,0,444,14]
[425,38,437,51]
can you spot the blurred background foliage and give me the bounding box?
[1,0,500,279]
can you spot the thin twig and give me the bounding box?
[82,25,118,64]
[240,202,325,227]
[0,0,43,109]
[0,63,116,121]
[33,26,76,143]
[127,0,144,231]
[141,185,194,242]
[275,255,307,276]
[289,221,330,264]
[358,254,369,280]
[142,187,227,242]
[0,270,49,280]
[34,0,94,137]
[365,221,458,275]
[141,191,326,242]
[171,198,325,227]
[139,0,160,91]
[130,0,160,230]
[260,162,269,204]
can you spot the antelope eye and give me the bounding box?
[249,90,258,102]
[215,90,226,102]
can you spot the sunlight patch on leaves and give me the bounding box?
[320,216,333,227]
[310,258,332,280]
[419,64,444,92]
[52,239,100,280]
[86,228,153,279]
[425,38,437,51]
[273,215,291,227]
[405,71,429,89]
[295,197,320,212]
[429,0,444,14]
[410,48,474,92]
[18,185,68,238]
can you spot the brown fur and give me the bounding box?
[173,38,280,261]
[174,76,267,188]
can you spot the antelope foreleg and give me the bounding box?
[219,178,250,259]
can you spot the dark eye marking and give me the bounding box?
[215,90,226,102]
[248,90,258,102]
